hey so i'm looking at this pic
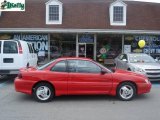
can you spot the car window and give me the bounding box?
[0,41,1,53]
[123,54,127,60]
[3,41,18,54]
[118,54,127,60]
[68,60,101,73]
[119,54,124,60]
[51,61,66,72]
[38,59,56,70]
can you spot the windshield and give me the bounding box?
[38,59,56,70]
[128,54,156,63]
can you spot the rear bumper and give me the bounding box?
[14,77,35,95]
[0,69,19,75]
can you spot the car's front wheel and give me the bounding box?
[117,82,136,101]
[33,83,54,102]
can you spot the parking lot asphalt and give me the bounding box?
[0,77,160,120]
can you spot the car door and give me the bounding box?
[119,54,128,70]
[115,54,123,69]
[67,60,113,95]
[122,54,129,70]
[45,60,68,95]
[116,54,127,69]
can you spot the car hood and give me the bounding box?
[113,69,146,78]
[129,62,160,70]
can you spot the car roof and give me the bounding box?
[56,57,92,61]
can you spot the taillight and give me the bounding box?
[18,41,23,54]
[17,73,22,78]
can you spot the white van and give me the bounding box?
[0,40,38,75]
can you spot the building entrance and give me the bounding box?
[77,34,95,59]
[78,43,94,59]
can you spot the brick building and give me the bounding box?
[0,0,160,64]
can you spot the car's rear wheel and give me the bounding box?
[117,82,136,101]
[33,83,54,102]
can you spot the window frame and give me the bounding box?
[109,0,127,26]
[46,0,63,24]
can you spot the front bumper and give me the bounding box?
[137,82,152,95]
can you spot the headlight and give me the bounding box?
[132,67,146,74]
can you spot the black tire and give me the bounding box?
[33,83,54,102]
[117,82,136,101]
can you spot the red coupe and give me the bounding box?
[14,57,151,102]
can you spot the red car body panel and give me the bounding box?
[68,72,113,95]
[14,57,152,97]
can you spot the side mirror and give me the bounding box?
[122,59,127,62]
[101,69,107,74]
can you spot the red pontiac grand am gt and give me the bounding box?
[14,57,151,102]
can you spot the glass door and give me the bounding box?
[86,44,94,59]
[78,43,86,57]
[77,34,95,60]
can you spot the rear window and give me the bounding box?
[3,41,18,54]
[0,41,1,53]
[38,59,56,70]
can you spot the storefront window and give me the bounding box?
[0,33,15,40]
[50,33,76,59]
[97,34,122,64]
[0,33,49,63]
[14,33,49,62]
[124,35,160,59]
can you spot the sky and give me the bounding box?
[129,0,160,3]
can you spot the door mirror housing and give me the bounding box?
[101,69,107,74]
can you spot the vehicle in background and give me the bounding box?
[114,53,160,81]
[0,74,7,80]
[0,40,38,77]
[15,57,151,102]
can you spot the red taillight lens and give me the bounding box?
[17,73,22,78]
[19,47,23,54]
[18,41,23,54]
